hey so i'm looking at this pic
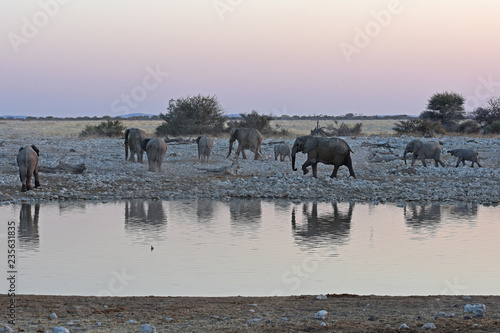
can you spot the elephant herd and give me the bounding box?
[15,128,482,192]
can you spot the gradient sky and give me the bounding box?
[2,0,500,117]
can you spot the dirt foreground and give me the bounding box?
[2,294,500,332]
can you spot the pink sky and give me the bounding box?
[1,0,500,117]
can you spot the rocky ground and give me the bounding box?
[1,127,500,332]
[1,134,499,205]
[2,294,500,332]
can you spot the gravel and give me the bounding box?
[1,136,499,205]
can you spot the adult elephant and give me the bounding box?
[124,128,147,163]
[403,139,445,167]
[227,127,263,160]
[291,135,356,179]
[140,138,168,172]
[17,145,40,192]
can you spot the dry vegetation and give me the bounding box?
[0,119,399,139]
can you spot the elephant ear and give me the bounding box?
[140,138,151,151]
[230,128,237,137]
[303,136,317,154]
[196,136,201,144]
[31,145,40,156]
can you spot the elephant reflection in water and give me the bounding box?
[19,203,40,250]
[292,202,354,245]
[229,199,262,233]
[404,204,442,230]
[196,199,215,222]
[124,200,167,237]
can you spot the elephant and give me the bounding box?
[17,145,40,192]
[448,148,481,167]
[403,139,445,167]
[274,143,290,161]
[291,135,356,178]
[196,135,214,162]
[227,127,263,160]
[140,138,168,172]
[124,128,147,163]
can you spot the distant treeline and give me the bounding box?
[0,114,414,121]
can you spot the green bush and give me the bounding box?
[79,120,125,137]
[484,121,500,134]
[326,121,363,136]
[156,94,225,137]
[457,120,481,134]
[393,119,445,137]
[227,110,287,136]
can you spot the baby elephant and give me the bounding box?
[448,148,481,167]
[140,138,168,172]
[196,135,213,162]
[274,143,290,161]
[17,145,40,192]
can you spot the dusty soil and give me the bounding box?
[2,294,500,332]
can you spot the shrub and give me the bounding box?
[156,94,225,136]
[457,120,481,134]
[79,120,125,137]
[484,121,500,134]
[325,121,363,136]
[393,119,445,137]
[227,110,287,136]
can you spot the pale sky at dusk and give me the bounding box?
[2,0,500,118]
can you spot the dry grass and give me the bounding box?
[0,119,400,140]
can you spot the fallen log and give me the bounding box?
[39,162,86,174]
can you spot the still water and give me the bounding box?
[1,199,499,296]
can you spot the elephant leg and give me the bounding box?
[34,166,40,188]
[475,160,482,167]
[301,161,311,175]
[148,158,155,172]
[330,165,340,178]
[455,159,460,167]
[312,163,318,178]
[437,159,445,167]
[254,150,260,160]
[345,155,356,178]
[26,172,33,190]
[420,157,427,167]
[130,151,136,162]
[411,153,417,166]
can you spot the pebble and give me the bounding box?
[315,294,327,300]
[314,310,328,320]
[51,328,69,333]
[464,303,486,316]
[398,323,410,330]
[141,324,157,333]
[49,313,58,320]
[422,322,437,330]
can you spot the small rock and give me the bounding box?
[464,303,486,316]
[315,294,327,300]
[314,310,328,320]
[422,322,437,330]
[49,313,58,320]
[165,318,174,322]
[398,323,410,330]
[141,324,157,333]
[52,327,70,333]
[249,318,261,323]
[125,319,138,324]
[368,315,378,321]
[318,321,327,326]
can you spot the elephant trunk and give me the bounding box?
[403,148,409,164]
[291,145,298,171]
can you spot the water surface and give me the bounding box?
[1,199,499,296]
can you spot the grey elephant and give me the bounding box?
[227,127,263,160]
[403,139,445,167]
[196,135,214,162]
[140,138,168,172]
[124,128,147,163]
[17,145,40,192]
[291,135,356,178]
[448,148,481,167]
[274,143,290,161]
